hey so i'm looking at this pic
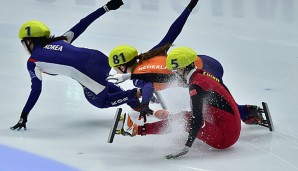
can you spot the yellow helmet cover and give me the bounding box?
[109,45,138,67]
[19,20,50,39]
[166,46,197,70]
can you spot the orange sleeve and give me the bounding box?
[194,56,203,69]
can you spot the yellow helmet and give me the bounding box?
[19,20,50,39]
[109,45,138,67]
[166,46,197,70]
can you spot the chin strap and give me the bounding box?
[117,66,128,74]
[21,40,33,55]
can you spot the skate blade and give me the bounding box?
[107,108,122,143]
[261,102,274,132]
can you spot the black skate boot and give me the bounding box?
[243,102,274,132]
[243,105,265,125]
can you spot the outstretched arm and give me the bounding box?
[151,0,199,50]
[165,83,204,159]
[133,79,155,123]
[64,0,124,43]
[11,62,43,130]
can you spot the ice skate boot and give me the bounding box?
[118,113,138,137]
[243,105,265,125]
[108,108,138,143]
[243,102,274,132]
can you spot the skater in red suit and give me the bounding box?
[118,46,241,159]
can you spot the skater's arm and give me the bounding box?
[11,61,42,130]
[63,0,123,43]
[165,83,203,159]
[133,80,154,103]
[22,62,43,117]
[185,84,204,148]
[133,79,154,122]
[150,0,198,50]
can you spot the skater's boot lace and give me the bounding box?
[121,113,138,137]
[244,105,265,125]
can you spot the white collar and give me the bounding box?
[186,67,197,84]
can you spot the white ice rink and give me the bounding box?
[1,0,298,171]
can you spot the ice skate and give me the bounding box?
[243,102,274,132]
[108,108,138,143]
[118,113,138,137]
[244,105,265,125]
[108,108,123,143]
[260,102,274,131]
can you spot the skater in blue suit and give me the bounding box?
[11,0,141,130]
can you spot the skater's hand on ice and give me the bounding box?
[10,118,27,131]
[165,146,190,159]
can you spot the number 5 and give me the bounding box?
[171,59,179,69]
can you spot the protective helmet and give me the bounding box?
[19,20,50,39]
[109,45,138,67]
[166,46,197,70]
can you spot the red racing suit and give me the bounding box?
[139,69,241,149]
[185,69,241,149]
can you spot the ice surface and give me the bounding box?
[1,0,298,171]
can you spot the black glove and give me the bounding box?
[10,117,27,131]
[187,0,199,11]
[105,0,124,11]
[139,102,153,123]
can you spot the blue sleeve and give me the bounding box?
[150,8,191,50]
[66,7,106,43]
[133,79,154,103]
[21,62,42,116]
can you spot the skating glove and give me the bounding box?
[10,117,27,131]
[165,146,191,159]
[187,0,199,11]
[105,0,124,11]
[139,101,153,123]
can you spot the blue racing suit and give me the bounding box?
[21,6,140,119]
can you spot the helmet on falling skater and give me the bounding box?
[19,20,51,39]
[109,45,138,73]
[166,46,197,70]
[19,20,51,55]
[166,46,197,83]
